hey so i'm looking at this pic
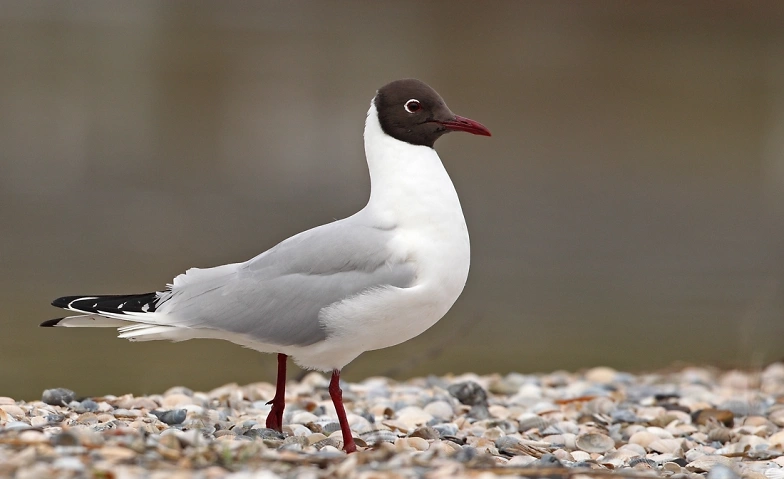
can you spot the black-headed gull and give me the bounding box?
[43,78,491,453]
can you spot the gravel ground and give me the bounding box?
[2,365,784,478]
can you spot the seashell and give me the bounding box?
[648,438,685,454]
[423,401,453,420]
[542,433,577,450]
[488,405,511,419]
[707,426,732,443]
[312,437,343,450]
[628,431,658,448]
[736,434,769,449]
[517,413,551,432]
[432,423,459,437]
[575,432,615,453]
[306,433,327,445]
[161,393,195,408]
[600,448,642,467]
[447,381,488,407]
[360,429,397,445]
[585,367,618,384]
[281,435,309,450]
[482,427,504,441]
[628,457,657,468]
[552,448,573,462]
[487,420,517,434]
[395,406,433,430]
[0,405,25,419]
[693,408,735,427]
[405,437,429,451]
[495,436,548,458]
[583,397,616,416]
[768,407,784,427]
[409,426,439,440]
[668,423,698,436]
[507,455,537,466]
[571,450,591,462]
[769,430,784,448]
[686,455,735,472]
[98,445,138,462]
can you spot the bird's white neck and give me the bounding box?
[361,103,466,231]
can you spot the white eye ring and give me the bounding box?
[404,99,422,113]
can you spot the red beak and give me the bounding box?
[437,115,492,137]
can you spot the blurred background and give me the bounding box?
[1,1,784,400]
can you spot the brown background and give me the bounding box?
[2,1,784,399]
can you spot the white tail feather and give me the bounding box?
[51,315,129,328]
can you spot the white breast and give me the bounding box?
[289,104,471,370]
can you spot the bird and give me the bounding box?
[42,78,491,453]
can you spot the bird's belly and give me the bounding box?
[315,234,469,356]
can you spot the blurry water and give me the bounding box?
[1,1,783,399]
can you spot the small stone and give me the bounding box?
[52,432,80,447]
[151,409,187,425]
[468,405,490,420]
[447,381,488,406]
[42,388,75,406]
[75,400,99,413]
[693,409,734,427]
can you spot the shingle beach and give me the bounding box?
[2,365,784,479]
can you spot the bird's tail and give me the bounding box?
[42,293,160,328]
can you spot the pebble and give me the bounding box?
[447,381,488,406]
[1,366,784,477]
[151,409,187,425]
[41,388,75,406]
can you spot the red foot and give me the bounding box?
[329,369,357,453]
[265,353,287,432]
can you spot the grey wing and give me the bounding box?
[155,219,415,346]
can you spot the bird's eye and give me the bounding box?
[404,99,421,113]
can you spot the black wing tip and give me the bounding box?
[40,318,64,327]
[52,296,80,308]
[50,292,159,314]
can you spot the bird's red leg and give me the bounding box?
[265,353,287,431]
[329,369,357,453]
